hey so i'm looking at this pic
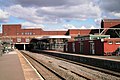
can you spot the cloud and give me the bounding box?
[6,5,62,24]
[37,2,101,21]
[2,0,120,24]
[55,28,68,31]
[22,21,44,29]
[99,0,120,13]
[3,0,120,30]
[14,0,91,7]
[99,0,120,18]
[0,0,102,25]
[0,0,16,7]
[109,12,120,18]
[63,24,77,29]
[94,18,102,26]
[0,9,9,22]
[80,26,86,29]
[6,5,44,23]
[89,25,96,29]
[15,0,67,7]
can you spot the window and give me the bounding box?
[27,32,29,35]
[29,32,32,35]
[81,38,84,40]
[26,38,30,42]
[21,32,24,35]
[4,33,7,35]
[17,38,21,42]
[80,42,83,53]
[10,39,13,42]
[17,32,19,35]
[108,41,113,44]
[116,41,120,44]
[25,32,27,35]
[72,42,75,52]
[93,37,98,40]
[66,43,68,51]
[90,42,95,54]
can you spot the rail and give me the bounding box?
[20,50,120,80]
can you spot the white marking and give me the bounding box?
[18,50,44,80]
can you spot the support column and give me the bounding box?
[24,44,26,50]
[13,44,15,49]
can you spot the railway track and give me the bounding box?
[42,53,120,77]
[22,52,64,80]
[20,50,120,80]
[21,51,90,80]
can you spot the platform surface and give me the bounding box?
[0,51,25,80]
[44,50,120,61]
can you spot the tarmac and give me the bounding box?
[0,50,43,80]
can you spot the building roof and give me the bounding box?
[104,38,120,41]
[36,35,71,40]
[75,34,110,39]
[2,24,21,26]
[103,19,120,22]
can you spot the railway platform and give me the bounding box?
[0,50,43,80]
[0,51,25,80]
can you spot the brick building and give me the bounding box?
[1,24,67,50]
[65,36,120,55]
[64,19,120,55]
[1,19,120,51]
[101,19,120,38]
[1,24,99,50]
[101,19,120,28]
[65,29,100,41]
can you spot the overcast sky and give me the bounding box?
[0,0,120,31]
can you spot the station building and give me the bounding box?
[1,24,67,50]
[30,35,71,51]
[65,34,120,55]
[101,19,120,38]
[0,24,99,51]
[0,19,120,53]
[101,19,120,28]
[64,19,120,55]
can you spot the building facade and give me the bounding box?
[1,24,66,50]
[65,39,120,56]
[101,19,120,28]
[0,19,120,53]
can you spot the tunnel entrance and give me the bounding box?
[15,44,31,50]
[15,44,24,50]
[25,44,31,51]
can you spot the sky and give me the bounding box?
[0,0,120,32]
